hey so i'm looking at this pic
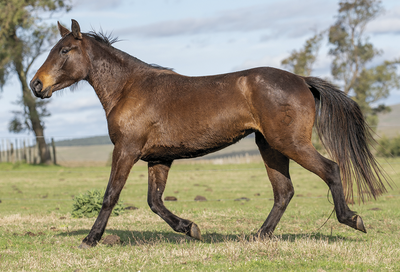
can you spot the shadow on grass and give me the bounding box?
[57,229,356,246]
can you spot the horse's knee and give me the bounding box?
[274,186,294,210]
[101,194,112,209]
[102,192,121,211]
[282,184,294,203]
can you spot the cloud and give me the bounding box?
[116,0,336,39]
[71,0,124,10]
[232,54,287,72]
[367,6,400,35]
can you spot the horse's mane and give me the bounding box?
[86,30,119,47]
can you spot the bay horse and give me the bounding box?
[31,20,389,248]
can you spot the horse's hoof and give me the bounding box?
[189,223,202,241]
[355,215,367,233]
[78,242,92,249]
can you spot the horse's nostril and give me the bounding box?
[34,79,42,90]
[30,78,43,94]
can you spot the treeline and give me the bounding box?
[55,136,112,147]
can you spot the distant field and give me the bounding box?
[377,103,400,138]
[55,137,261,166]
[0,159,399,271]
[56,144,114,166]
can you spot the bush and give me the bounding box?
[72,189,125,218]
[376,135,400,157]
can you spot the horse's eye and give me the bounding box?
[61,48,70,55]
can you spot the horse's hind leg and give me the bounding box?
[255,132,294,237]
[283,143,366,233]
[147,161,202,240]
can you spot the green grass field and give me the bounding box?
[0,159,399,271]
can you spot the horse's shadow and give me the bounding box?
[57,229,356,245]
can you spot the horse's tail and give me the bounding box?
[302,76,390,203]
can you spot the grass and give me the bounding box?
[0,158,399,271]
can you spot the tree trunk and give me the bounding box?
[24,84,51,164]
[16,65,51,164]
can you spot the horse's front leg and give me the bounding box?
[147,161,202,240]
[79,145,139,248]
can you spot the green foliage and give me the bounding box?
[376,135,400,157]
[72,189,125,218]
[328,0,383,94]
[281,32,324,76]
[352,60,400,126]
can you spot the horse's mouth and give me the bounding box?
[37,86,53,99]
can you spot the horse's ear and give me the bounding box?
[71,19,82,40]
[58,21,70,38]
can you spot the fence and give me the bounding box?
[0,138,57,164]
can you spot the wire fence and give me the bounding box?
[0,137,57,164]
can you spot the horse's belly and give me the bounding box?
[140,128,254,162]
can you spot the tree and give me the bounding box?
[281,32,324,76]
[328,0,400,126]
[352,60,400,126]
[328,0,382,94]
[0,0,71,163]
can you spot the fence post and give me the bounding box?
[34,140,39,165]
[15,139,19,162]
[51,138,57,165]
[28,138,31,164]
[6,140,10,162]
[10,143,14,163]
[0,139,3,163]
[23,140,27,162]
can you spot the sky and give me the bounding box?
[1,0,400,141]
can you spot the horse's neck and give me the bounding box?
[86,44,137,116]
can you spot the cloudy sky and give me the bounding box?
[1,0,400,141]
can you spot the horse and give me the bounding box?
[30,20,389,248]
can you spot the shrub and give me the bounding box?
[72,189,125,218]
[376,135,400,157]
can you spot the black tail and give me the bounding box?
[303,76,390,203]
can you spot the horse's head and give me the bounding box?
[30,19,89,99]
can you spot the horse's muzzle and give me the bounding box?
[30,78,42,96]
[30,78,51,99]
